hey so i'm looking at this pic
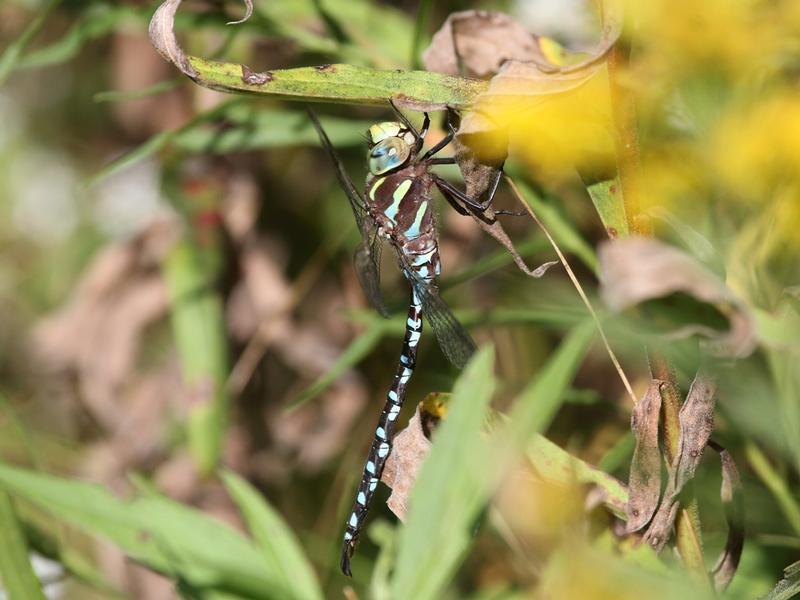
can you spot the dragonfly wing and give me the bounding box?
[309,108,390,317]
[307,108,367,228]
[400,257,476,369]
[354,232,389,317]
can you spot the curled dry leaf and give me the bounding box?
[149,0,253,78]
[644,371,718,551]
[598,237,757,358]
[625,380,663,533]
[709,441,744,593]
[148,0,196,78]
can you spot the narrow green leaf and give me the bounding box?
[93,79,182,103]
[88,100,238,184]
[16,5,142,71]
[391,346,497,600]
[0,463,287,599]
[410,0,434,69]
[173,107,373,154]
[187,57,487,109]
[746,443,800,536]
[220,471,323,600]
[163,241,230,475]
[0,491,46,600]
[0,0,61,86]
[503,319,595,441]
[286,319,385,411]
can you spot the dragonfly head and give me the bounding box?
[367,121,415,175]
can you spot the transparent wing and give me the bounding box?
[307,109,367,228]
[308,109,388,317]
[354,230,389,317]
[400,256,476,369]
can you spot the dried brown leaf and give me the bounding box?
[643,371,719,552]
[423,11,547,78]
[148,0,195,78]
[625,380,663,533]
[674,372,717,491]
[710,441,744,592]
[598,236,757,357]
[381,407,431,522]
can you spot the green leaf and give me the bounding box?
[585,177,629,238]
[163,240,230,475]
[0,491,46,600]
[187,57,486,109]
[17,5,143,71]
[0,463,288,599]
[391,346,497,600]
[0,0,61,86]
[527,433,628,519]
[502,319,595,443]
[220,471,322,600]
[173,107,374,154]
[88,100,239,184]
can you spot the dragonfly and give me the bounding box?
[308,104,503,576]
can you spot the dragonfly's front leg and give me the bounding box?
[433,171,525,216]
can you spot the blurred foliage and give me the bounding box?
[0,0,799,599]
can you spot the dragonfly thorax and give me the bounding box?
[367,121,415,176]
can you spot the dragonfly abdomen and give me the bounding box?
[340,285,424,576]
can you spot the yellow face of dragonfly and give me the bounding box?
[367,121,415,175]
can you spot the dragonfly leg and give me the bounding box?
[340,289,424,576]
[432,169,501,212]
[421,120,456,161]
[436,180,471,216]
[389,99,429,153]
[427,157,457,165]
[434,173,526,216]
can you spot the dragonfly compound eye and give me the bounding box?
[368,137,411,175]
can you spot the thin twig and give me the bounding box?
[506,176,637,405]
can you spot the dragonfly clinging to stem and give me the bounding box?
[308,103,504,576]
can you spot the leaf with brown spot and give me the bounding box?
[625,380,663,533]
[598,237,757,358]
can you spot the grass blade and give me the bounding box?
[0,463,286,599]
[0,0,61,86]
[221,470,323,600]
[0,491,46,600]
[391,346,497,600]
[163,240,230,475]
